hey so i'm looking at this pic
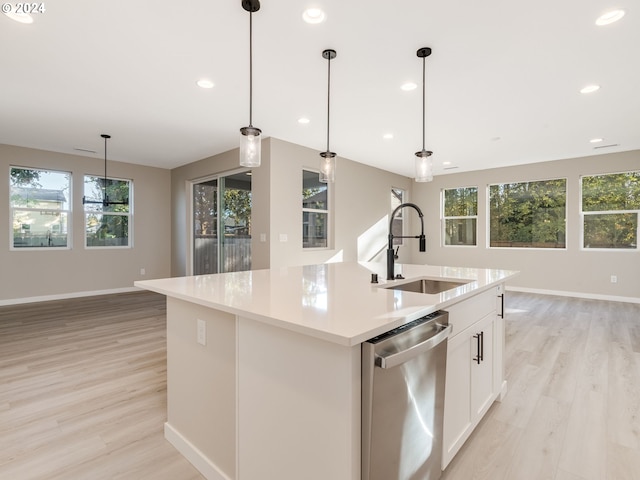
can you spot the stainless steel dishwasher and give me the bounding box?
[362,310,451,480]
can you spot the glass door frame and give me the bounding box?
[188,168,251,276]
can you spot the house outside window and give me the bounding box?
[84,175,132,247]
[489,178,566,248]
[302,170,328,248]
[10,166,71,249]
[581,171,639,249]
[443,186,477,246]
[391,188,405,246]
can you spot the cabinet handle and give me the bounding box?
[480,331,484,362]
[473,333,481,364]
[498,294,504,318]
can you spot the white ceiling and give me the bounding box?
[1,0,638,178]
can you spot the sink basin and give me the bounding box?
[384,278,469,294]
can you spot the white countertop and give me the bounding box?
[135,262,518,346]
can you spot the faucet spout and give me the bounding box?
[387,203,426,280]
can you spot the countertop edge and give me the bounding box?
[135,265,519,347]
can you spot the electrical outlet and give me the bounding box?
[197,319,206,345]
[140,267,146,275]
[611,275,617,284]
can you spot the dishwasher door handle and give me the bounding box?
[375,323,452,369]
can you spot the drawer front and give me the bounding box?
[447,287,497,337]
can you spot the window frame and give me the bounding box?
[391,187,406,246]
[302,169,330,249]
[487,177,568,250]
[83,174,133,249]
[580,170,640,251]
[9,165,72,251]
[441,185,478,247]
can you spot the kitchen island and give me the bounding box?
[135,262,518,480]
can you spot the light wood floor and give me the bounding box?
[442,292,640,480]
[0,291,204,480]
[2,291,639,479]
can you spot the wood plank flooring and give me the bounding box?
[0,292,204,480]
[1,291,639,479]
[442,292,640,480]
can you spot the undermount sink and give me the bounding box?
[384,278,470,294]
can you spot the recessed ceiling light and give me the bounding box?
[302,8,325,24]
[196,79,215,89]
[383,133,394,140]
[401,82,417,91]
[3,11,34,23]
[590,138,604,143]
[298,117,310,124]
[596,9,625,26]
[580,84,600,94]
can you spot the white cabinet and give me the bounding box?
[442,286,504,468]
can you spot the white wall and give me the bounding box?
[7,142,635,303]
[170,139,271,277]
[169,137,413,275]
[410,150,640,301]
[0,144,171,303]
[268,139,414,267]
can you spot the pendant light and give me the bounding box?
[239,0,262,167]
[319,49,337,183]
[82,134,128,207]
[414,47,433,183]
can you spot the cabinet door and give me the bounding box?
[443,312,497,468]
[442,328,473,468]
[470,313,495,419]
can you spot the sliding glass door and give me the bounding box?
[192,171,252,275]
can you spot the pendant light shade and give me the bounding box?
[319,49,337,183]
[319,151,336,183]
[239,0,261,168]
[239,126,261,167]
[415,47,433,183]
[415,149,433,182]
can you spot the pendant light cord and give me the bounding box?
[422,55,426,151]
[326,53,331,152]
[249,10,253,127]
[104,136,108,189]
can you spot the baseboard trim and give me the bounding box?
[0,287,141,306]
[507,286,640,304]
[164,423,231,480]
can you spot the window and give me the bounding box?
[391,188,405,246]
[489,179,566,248]
[10,166,71,249]
[581,171,640,249]
[443,187,477,246]
[84,175,132,247]
[302,170,328,248]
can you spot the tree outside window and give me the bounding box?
[302,170,328,248]
[10,166,71,248]
[84,176,132,247]
[581,171,639,249]
[489,179,566,248]
[443,187,477,246]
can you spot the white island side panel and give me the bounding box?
[165,298,237,480]
[237,316,361,480]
